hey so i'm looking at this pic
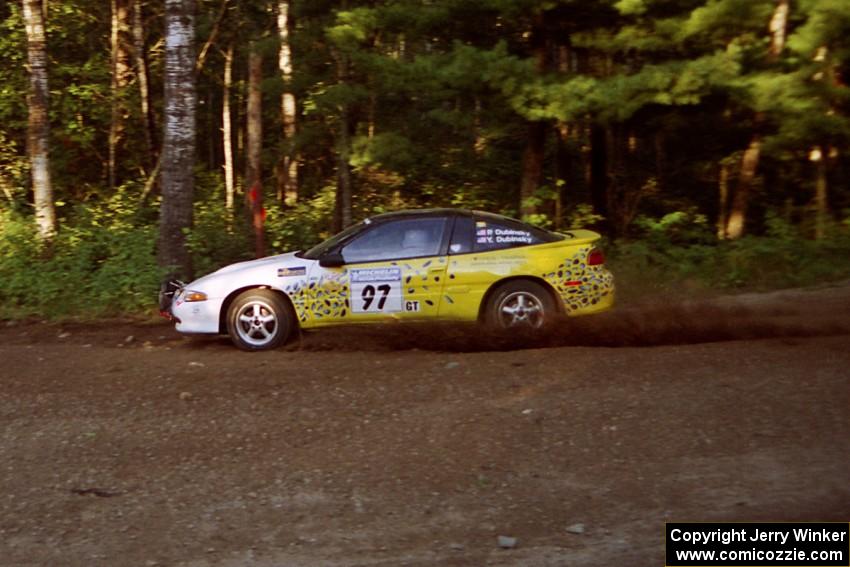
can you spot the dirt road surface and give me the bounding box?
[2,284,849,566]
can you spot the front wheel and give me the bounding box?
[485,280,556,331]
[226,289,296,351]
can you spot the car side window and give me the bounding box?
[471,216,548,252]
[341,217,447,263]
[448,216,475,254]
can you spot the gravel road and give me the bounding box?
[2,284,849,566]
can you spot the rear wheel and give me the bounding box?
[226,289,295,351]
[485,280,556,331]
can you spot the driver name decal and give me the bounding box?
[476,226,534,245]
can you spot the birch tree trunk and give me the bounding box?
[276,0,298,205]
[222,44,235,212]
[157,0,196,280]
[245,48,265,258]
[23,0,56,241]
[109,0,133,190]
[724,0,789,239]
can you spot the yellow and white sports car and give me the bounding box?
[160,208,614,350]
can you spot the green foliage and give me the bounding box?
[611,210,850,300]
[0,201,163,320]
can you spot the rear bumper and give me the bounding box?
[568,288,614,316]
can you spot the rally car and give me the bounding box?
[160,208,614,351]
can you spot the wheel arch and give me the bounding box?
[218,285,297,334]
[477,275,563,323]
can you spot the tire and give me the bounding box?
[485,280,556,331]
[226,289,296,351]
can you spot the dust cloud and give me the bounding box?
[288,295,850,353]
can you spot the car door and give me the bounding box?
[441,214,550,320]
[308,216,450,324]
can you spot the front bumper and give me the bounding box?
[158,280,221,334]
[158,280,184,322]
[172,296,223,334]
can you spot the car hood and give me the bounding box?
[210,251,303,277]
[186,251,310,297]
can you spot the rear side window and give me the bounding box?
[449,215,555,254]
[449,215,558,254]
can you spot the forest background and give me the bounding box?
[1,0,849,319]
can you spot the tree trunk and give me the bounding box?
[717,161,729,239]
[195,0,227,74]
[222,44,235,212]
[246,48,265,258]
[109,0,133,191]
[654,129,666,195]
[132,0,158,171]
[724,0,789,239]
[519,121,546,218]
[553,122,571,230]
[768,0,789,61]
[333,49,353,232]
[276,0,298,205]
[157,0,196,280]
[473,97,486,155]
[725,137,760,239]
[518,11,547,218]
[22,0,56,241]
[589,123,608,223]
[812,146,828,240]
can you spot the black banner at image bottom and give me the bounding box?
[666,522,849,566]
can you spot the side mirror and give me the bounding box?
[319,252,345,268]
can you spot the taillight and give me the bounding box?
[588,247,605,265]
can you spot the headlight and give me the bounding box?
[183,290,208,302]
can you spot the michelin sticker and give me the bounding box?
[350,268,402,313]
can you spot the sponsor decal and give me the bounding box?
[471,257,525,266]
[278,266,307,277]
[350,267,401,283]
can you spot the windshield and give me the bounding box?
[299,221,369,259]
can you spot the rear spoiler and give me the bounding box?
[554,229,601,245]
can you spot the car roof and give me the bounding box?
[369,208,521,224]
[369,208,468,221]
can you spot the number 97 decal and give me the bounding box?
[350,268,402,313]
[360,284,391,311]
